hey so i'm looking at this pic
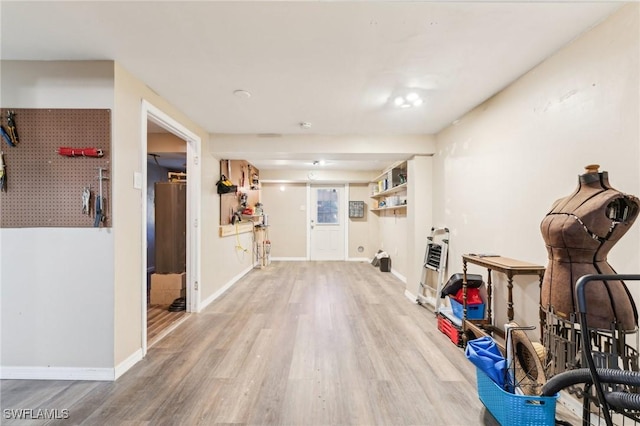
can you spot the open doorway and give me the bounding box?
[141,101,201,355]
[146,124,188,346]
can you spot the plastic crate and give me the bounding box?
[437,313,463,347]
[450,298,485,320]
[476,368,557,426]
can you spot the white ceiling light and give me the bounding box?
[300,122,312,129]
[392,92,424,109]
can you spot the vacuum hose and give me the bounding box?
[542,368,640,411]
[606,391,640,411]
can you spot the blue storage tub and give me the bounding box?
[476,368,557,426]
[450,298,485,320]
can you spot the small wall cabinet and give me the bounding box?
[370,161,408,212]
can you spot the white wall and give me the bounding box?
[433,4,639,330]
[406,156,434,296]
[0,61,116,375]
[260,183,308,259]
[348,184,379,260]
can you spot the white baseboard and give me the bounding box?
[199,265,253,311]
[404,289,418,303]
[347,257,371,262]
[114,348,143,380]
[270,257,307,261]
[0,366,114,381]
[391,268,407,283]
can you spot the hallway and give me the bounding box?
[2,261,558,425]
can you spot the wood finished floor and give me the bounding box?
[147,305,189,348]
[1,261,577,425]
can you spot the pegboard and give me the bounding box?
[0,108,111,228]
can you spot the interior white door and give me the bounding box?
[310,185,345,260]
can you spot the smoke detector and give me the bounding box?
[233,89,251,99]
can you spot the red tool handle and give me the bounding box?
[57,147,104,157]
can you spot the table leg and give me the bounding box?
[462,260,468,320]
[538,271,545,341]
[486,269,493,325]
[507,272,514,322]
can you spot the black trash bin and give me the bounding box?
[379,257,390,272]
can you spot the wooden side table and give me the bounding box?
[462,254,545,341]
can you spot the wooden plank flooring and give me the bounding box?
[147,304,189,348]
[1,261,579,425]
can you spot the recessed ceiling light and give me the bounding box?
[233,89,251,98]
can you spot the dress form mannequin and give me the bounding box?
[540,165,639,330]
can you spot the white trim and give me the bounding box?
[199,265,253,311]
[347,257,371,262]
[306,184,311,259]
[391,268,407,283]
[343,183,349,260]
[404,289,418,303]
[140,107,148,356]
[0,366,115,381]
[271,257,308,261]
[140,100,202,357]
[114,348,143,380]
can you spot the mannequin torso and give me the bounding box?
[540,166,639,330]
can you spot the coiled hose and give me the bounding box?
[606,392,640,411]
[542,368,640,411]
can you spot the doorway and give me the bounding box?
[146,131,188,347]
[141,100,201,355]
[309,185,346,260]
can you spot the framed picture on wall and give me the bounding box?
[349,201,365,218]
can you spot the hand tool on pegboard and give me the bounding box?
[0,125,14,147]
[0,151,6,192]
[1,111,19,147]
[57,147,104,157]
[82,187,91,215]
[94,167,109,227]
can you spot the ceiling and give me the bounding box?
[1,1,621,172]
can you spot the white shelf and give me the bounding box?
[370,182,407,198]
[371,204,407,212]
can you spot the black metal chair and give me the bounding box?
[542,274,640,426]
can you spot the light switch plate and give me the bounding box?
[133,172,142,189]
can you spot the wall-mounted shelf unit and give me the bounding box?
[370,161,408,213]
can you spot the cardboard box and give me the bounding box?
[150,273,186,305]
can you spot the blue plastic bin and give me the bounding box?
[475,368,557,426]
[450,298,485,320]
